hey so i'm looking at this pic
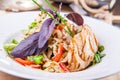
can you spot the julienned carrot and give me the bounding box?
[15,58,33,65]
[53,44,64,62]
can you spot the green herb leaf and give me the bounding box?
[29,22,37,29]
[94,54,101,63]
[4,39,19,54]
[12,39,19,44]
[4,43,17,53]
[98,45,104,52]
[22,22,37,35]
[66,26,74,37]
[33,55,44,65]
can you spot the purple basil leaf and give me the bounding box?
[23,49,32,58]
[11,18,56,58]
[66,12,84,26]
[11,32,40,58]
[11,16,56,58]
[28,43,38,55]
[38,18,56,48]
[35,42,48,55]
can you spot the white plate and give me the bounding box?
[0,12,120,80]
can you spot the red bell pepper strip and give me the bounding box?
[15,58,33,65]
[53,44,64,62]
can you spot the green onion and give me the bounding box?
[89,45,105,66]
[4,39,19,54]
[4,43,17,53]
[22,21,38,35]
[29,22,37,29]
[98,45,104,52]
[12,39,19,44]
[22,22,37,35]
[33,55,44,65]
[94,50,105,64]
[66,26,74,37]
[94,54,101,63]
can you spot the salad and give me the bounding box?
[4,0,105,73]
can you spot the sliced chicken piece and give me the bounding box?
[67,25,98,72]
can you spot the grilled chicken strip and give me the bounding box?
[67,25,98,72]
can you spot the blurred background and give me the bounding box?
[0,0,120,25]
[0,0,120,80]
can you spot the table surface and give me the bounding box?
[0,6,120,80]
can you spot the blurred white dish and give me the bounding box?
[0,0,42,11]
[0,12,120,80]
